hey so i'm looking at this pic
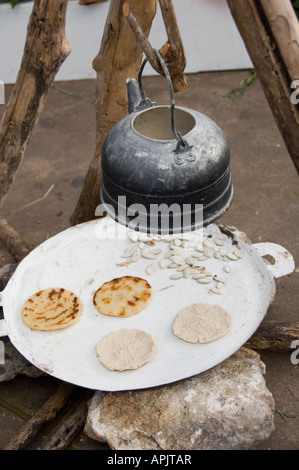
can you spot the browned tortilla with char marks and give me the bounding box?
[21,287,83,331]
[93,276,152,317]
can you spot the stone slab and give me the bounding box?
[84,347,275,450]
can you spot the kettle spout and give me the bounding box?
[127,78,141,114]
[126,78,154,113]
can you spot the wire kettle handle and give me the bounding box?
[137,49,187,149]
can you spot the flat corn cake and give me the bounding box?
[173,303,232,344]
[93,276,152,317]
[21,287,83,331]
[96,328,156,371]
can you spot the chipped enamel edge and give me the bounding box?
[253,242,295,279]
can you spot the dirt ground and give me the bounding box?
[0,70,298,450]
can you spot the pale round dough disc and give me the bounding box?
[93,276,152,317]
[21,287,83,331]
[173,303,233,344]
[96,328,156,371]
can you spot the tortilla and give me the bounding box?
[93,276,152,317]
[173,303,233,344]
[96,328,156,371]
[21,287,83,331]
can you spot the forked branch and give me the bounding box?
[123,0,187,92]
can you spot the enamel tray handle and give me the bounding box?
[253,242,295,278]
[0,291,8,337]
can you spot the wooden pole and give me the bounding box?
[70,0,158,226]
[260,0,299,83]
[0,218,31,262]
[245,321,299,352]
[123,0,187,92]
[38,388,93,450]
[0,0,71,210]
[227,0,299,175]
[158,0,187,92]
[3,381,75,451]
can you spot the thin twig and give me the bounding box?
[287,387,299,401]
[275,409,288,421]
[22,184,55,209]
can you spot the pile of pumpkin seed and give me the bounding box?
[119,230,243,295]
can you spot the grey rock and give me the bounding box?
[0,337,45,382]
[84,348,275,450]
[0,263,18,292]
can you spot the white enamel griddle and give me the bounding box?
[0,217,294,391]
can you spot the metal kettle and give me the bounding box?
[100,50,233,234]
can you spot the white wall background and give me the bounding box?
[0,0,252,84]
